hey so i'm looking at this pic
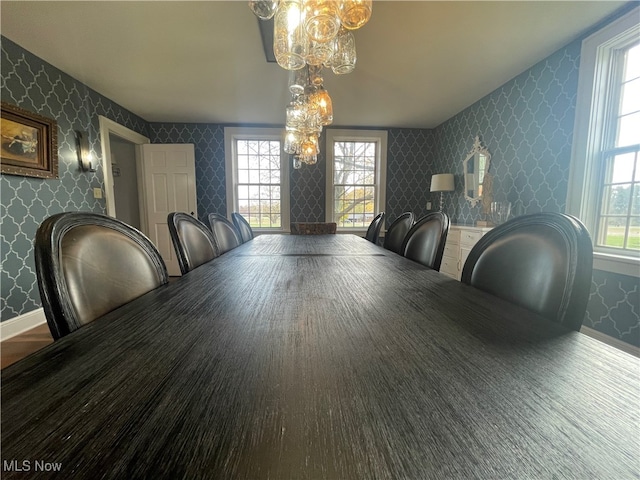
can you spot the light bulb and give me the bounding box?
[338,0,372,30]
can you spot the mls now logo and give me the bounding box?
[3,460,62,472]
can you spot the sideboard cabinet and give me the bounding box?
[440,225,492,280]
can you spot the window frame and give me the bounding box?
[567,6,640,276]
[224,127,290,233]
[325,129,388,233]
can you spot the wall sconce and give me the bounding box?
[430,173,455,212]
[75,130,95,172]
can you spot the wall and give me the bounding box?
[1,30,637,348]
[148,125,435,226]
[433,39,639,347]
[1,36,149,321]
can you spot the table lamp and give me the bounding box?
[430,173,455,211]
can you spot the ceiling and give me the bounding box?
[0,1,628,129]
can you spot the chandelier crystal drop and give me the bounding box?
[250,0,372,167]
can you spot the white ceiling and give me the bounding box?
[0,1,628,129]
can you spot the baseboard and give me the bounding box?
[580,326,640,357]
[0,308,47,341]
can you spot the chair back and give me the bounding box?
[365,212,385,244]
[402,212,450,270]
[207,213,241,254]
[461,212,593,330]
[383,212,415,254]
[34,212,168,340]
[232,213,254,243]
[168,212,218,274]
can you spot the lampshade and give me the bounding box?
[430,173,455,193]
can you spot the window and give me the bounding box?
[325,129,387,230]
[224,127,290,232]
[596,42,640,253]
[567,7,640,276]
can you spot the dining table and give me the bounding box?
[2,233,639,479]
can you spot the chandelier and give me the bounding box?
[249,0,372,168]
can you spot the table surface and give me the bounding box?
[2,234,639,479]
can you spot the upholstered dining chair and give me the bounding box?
[207,213,242,254]
[461,212,593,331]
[383,212,415,255]
[34,212,168,340]
[365,212,385,245]
[168,212,219,274]
[401,212,450,270]
[231,212,254,244]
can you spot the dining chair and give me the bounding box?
[461,212,593,330]
[290,222,337,235]
[401,212,450,270]
[231,212,254,243]
[207,213,242,254]
[365,212,385,245]
[383,212,415,254]
[168,212,219,274]
[34,212,168,340]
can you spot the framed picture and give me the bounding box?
[1,102,58,179]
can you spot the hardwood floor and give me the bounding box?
[1,281,180,370]
[1,324,53,369]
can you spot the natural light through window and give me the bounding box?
[326,129,387,230]
[235,139,282,229]
[334,141,376,228]
[568,8,640,274]
[224,127,289,232]
[597,42,640,252]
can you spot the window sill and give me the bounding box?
[592,252,640,277]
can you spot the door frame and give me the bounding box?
[98,116,150,232]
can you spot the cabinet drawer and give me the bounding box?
[440,256,459,277]
[443,242,458,258]
[460,230,482,246]
[446,229,460,245]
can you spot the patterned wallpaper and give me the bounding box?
[148,124,435,226]
[433,38,638,347]
[386,128,436,224]
[1,29,638,348]
[1,36,149,321]
[434,42,580,224]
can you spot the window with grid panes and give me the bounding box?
[568,8,640,276]
[224,128,289,232]
[597,42,640,252]
[325,129,387,230]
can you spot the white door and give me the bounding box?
[141,144,197,276]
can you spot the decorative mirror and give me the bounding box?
[463,136,491,207]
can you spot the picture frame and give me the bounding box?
[1,102,58,179]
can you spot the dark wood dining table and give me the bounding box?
[2,234,639,479]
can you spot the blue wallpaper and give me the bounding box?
[434,42,581,224]
[1,36,149,321]
[148,125,435,226]
[1,30,638,348]
[386,128,435,224]
[433,38,638,347]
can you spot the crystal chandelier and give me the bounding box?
[249,0,372,168]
